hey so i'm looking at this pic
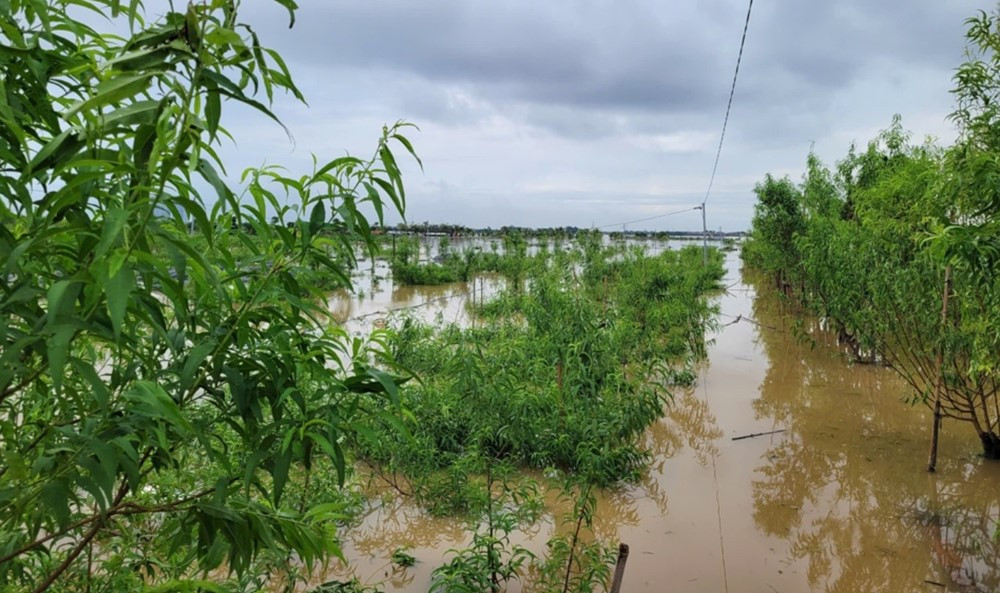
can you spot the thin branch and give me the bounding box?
[29,483,129,593]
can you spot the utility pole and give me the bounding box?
[697,204,707,265]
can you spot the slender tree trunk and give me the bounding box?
[561,496,586,593]
[977,387,993,448]
[486,463,500,593]
[928,266,951,472]
[979,431,1000,459]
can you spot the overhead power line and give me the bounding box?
[597,206,701,230]
[703,0,754,207]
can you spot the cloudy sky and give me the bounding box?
[215,0,986,231]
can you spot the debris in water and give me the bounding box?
[732,429,787,441]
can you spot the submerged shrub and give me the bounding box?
[357,243,723,503]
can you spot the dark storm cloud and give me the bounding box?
[745,0,975,96]
[244,0,731,116]
[225,0,988,230]
[242,0,982,144]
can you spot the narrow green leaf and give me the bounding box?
[106,263,134,340]
[309,201,325,236]
[377,410,412,441]
[104,46,174,72]
[97,207,128,258]
[315,156,363,179]
[102,99,160,129]
[272,443,292,505]
[273,0,299,27]
[197,158,233,202]
[366,367,400,404]
[65,73,156,119]
[46,280,80,325]
[181,340,215,390]
[40,479,72,527]
[126,381,193,434]
[70,360,111,411]
[205,90,221,142]
[210,83,290,140]
[47,325,75,393]
[391,132,422,169]
[25,128,80,175]
[204,26,245,49]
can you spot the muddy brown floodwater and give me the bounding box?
[317,246,1000,593]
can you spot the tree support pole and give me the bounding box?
[610,543,630,593]
[701,203,708,265]
[928,265,952,473]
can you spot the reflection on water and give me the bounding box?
[327,260,505,333]
[659,388,724,467]
[311,246,1000,593]
[748,278,1000,593]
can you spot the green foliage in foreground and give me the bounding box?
[743,5,1000,459]
[530,479,616,593]
[429,465,540,593]
[423,462,614,593]
[358,243,724,514]
[0,2,416,592]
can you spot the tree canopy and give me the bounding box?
[0,2,417,591]
[744,6,1000,462]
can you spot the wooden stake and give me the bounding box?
[610,543,629,593]
[928,265,952,473]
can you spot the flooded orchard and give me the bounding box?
[322,245,1000,593]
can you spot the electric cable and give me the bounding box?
[596,206,702,230]
[703,0,754,207]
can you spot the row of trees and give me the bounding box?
[743,7,1000,464]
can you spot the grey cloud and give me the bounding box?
[219,0,990,231]
[242,0,982,146]
[750,0,976,87]
[246,0,729,114]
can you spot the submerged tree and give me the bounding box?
[744,5,1000,463]
[741,174,804,294]
[0,1,416,591]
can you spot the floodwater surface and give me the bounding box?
[320,246,1000,593]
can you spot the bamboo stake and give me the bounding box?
[928,265,952,473]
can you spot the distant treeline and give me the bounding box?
[186,218,746,240]
[384,221,745,239]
